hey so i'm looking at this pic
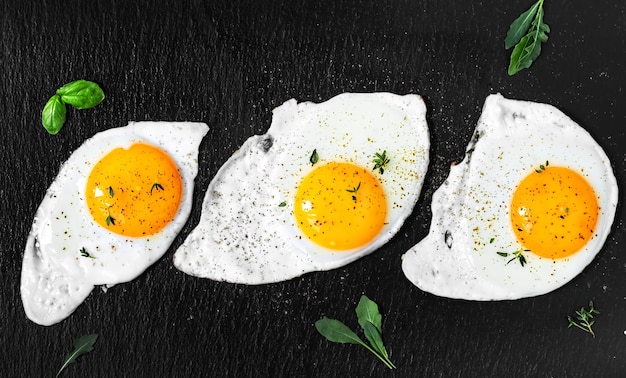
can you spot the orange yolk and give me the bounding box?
[294,162,387,250]
[510,166,598,259]
[85,143,183,237]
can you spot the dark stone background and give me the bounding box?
[1,0,624,376]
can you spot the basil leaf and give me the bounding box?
[57,80,105,109]
[315,317,367,347]
[41,94,67,135]
[505,1,540,49]
[56,333,98,377]
[355,295,382,333]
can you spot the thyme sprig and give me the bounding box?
[347,182,361,202]
[497,248,529,267]
[535,160,549,173]
[568,301,600,337]
[373,150,390,174]
[79,247,95,259]
[150,182,164,195]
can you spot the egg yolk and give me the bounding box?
[85,143,183,237]
[510,166,598,259]
[294,162,387,250]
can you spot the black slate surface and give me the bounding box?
[1,0,625,377]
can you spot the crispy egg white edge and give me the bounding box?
[21,121,208,326]
[174,92,430,284]
[402,93,619,300]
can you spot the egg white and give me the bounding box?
[21,121,208,325]
[174,92,430,284]
[402,94,618,300]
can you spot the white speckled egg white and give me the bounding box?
[174,92,430,284]
[21,121,208,325]
[402,94,618,300]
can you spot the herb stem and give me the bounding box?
[567,301,599,337]
[567,318,594,336]
[360,343,395,369]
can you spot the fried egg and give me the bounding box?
[402,94,618,300]
[21,121,208,325]
[174,92,429,284]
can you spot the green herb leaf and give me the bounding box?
[41,80,105,135]
[361,321,392,363]
[310,149,319,165]
[567,301,599,337]
[347,182,361,202]
[355,296,392,362]
[535,160,550,173]
[279,201,287,207]
[315,317,367,346]
[315,317,395,369]
[108,186,114,197]
[505,1,541,49]
[151,182,164,195]
[41,94,67,135]
[498,248,529,267]
[56,334,98,377]
[315,297,396,369]
[79,247,95,259]
[355,295,382,333]
[506,0,550,75]
[106,214,115,226]
[372,150,390,174]
[56,80,105,110]
[517,253,528,267]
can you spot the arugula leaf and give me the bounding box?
[316,317,395,369]
[505,1,541,49]
[361,321,389,360]
[356,296,394,364]
[315,317,368,346]
[56,334,98,377]
[41,94,67,135]
[355,295,382,334]
[56,80,105,109]
[505,0,550,75]
[315,296,396,369]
